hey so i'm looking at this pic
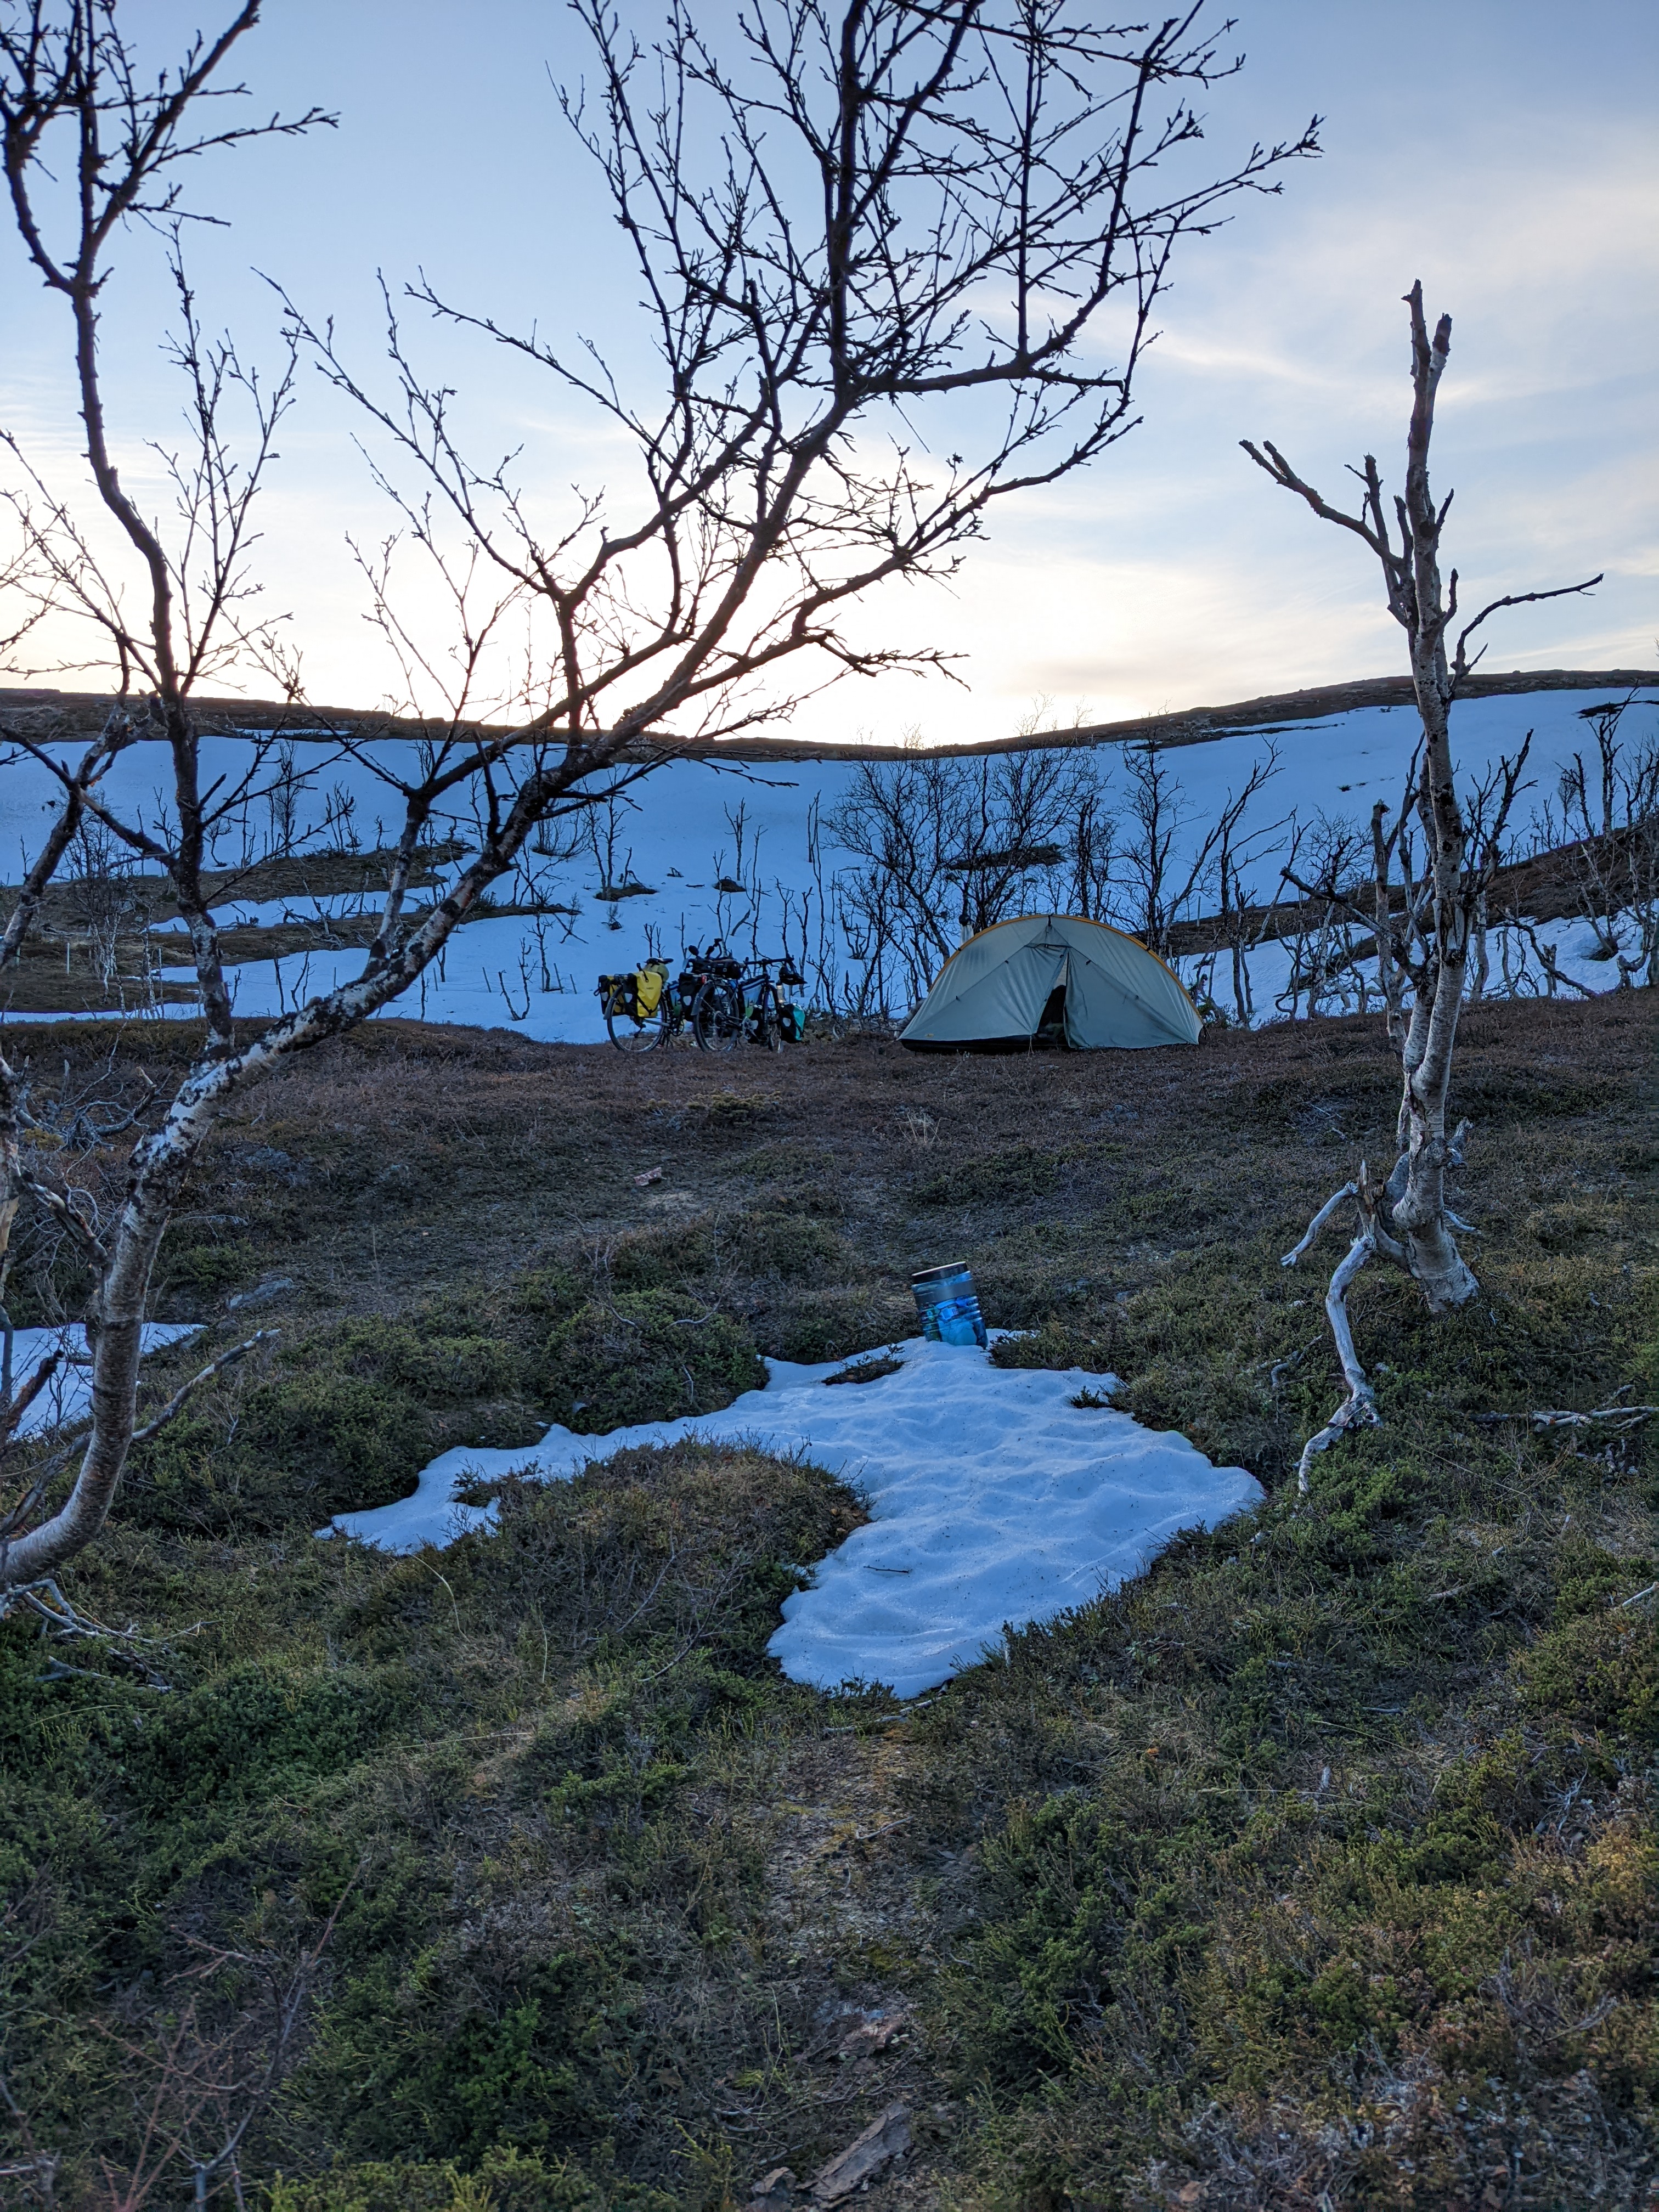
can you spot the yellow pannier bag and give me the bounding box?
[634,961,668,1015]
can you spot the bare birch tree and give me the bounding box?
[1243,284,1600,1487]
[1119,742,1278,961]
[1543,695,1659,988]
[827,736,1282,1012]
[0,0,1317,1588]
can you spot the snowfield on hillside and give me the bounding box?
[2,685,1650,1035]
[4,1323,200,1437]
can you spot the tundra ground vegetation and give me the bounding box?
[0,995,1652,2208]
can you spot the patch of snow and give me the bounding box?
[325,1334,1264,1699]
[6,1322,202,1437]
[153,892,377,929]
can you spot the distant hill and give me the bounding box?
[3,673,1653,1033]
[4,667,1655,763]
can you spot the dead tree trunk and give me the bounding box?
[1243,284,1601,1487]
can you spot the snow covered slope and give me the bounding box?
[5,1323,200,1437]
[2,685,1647,1034]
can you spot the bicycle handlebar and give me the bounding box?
[685,949,797,972]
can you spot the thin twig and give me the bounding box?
[131,1331,277,1444]
[1280,1182,1357,1268]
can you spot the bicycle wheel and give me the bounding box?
[751,981,784,1052]
[606,989,667,1053]
[693,978,744,1053]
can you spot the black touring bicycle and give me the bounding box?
[598,941,806,1053]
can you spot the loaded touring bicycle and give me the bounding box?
[598,942,806,1052]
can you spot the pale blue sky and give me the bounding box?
[3,1,1654,744]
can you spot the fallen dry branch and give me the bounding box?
[1475,1401,1657,1435]
[808,2101,912,2203]
[0,1573,198,1691]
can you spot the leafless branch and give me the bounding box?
[1452,577,1602,683]
[129,1329,275,1444]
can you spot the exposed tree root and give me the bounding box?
[1284,1223,1383,1493]
[0,1574,196,1689]
[1283,1163,1397,1494]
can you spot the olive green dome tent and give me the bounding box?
[899,913,1200,1052]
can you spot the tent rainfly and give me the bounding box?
[899,913,1201,1053]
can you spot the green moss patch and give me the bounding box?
[3,1440,865,2202]
[534,1291,764,1433]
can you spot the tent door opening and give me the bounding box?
[1035,972,1069,1048]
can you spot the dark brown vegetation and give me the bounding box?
[1,992,1655,2208]
[0,844,475,1017]
[7,667,1654,765]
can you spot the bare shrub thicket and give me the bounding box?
[819,739,1284,1016]
[1187,692,1656,1028]
[803,688,1654,1029]
[824,748,1111,1009]
[0,0,1317,1589]
[1532,693,1659,989]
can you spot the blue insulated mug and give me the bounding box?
[911,1262,988,1348]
